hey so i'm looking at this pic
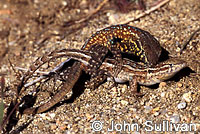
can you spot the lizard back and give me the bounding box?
[82,24,162,66]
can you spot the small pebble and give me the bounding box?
[178,13,184,18]
[59,124,67,130]
[144,106,152,111]
[177,52,181,56]
[152,107,160,112]
[111,86,117,93]
[177,102,187,109]
[177,82,183,87]
[170,114,180,123]
[129,108,137,112]
[161,109,167,115]
[160,92,166,98]
[49,113,56,119]
[62,1,67,6]
[50,123,57,130]
[121,85,127,93]
[169,0,176,7]
[80,0,87,8]
[121,100,128,105]
[154,112,160,116]
[159,82,167,87]
[197,47,200,52]
[74,107,79,112]
[39,113,48,120]
[85,113,93,120]
[182,92,192,103]
[167,111,173,116]
[56,119,61,126]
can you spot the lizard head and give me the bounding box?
[154,58,187,81]
[145,58,187,85]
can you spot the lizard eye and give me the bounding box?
[169,64,174,72]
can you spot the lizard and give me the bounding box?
[22,24,162,84]
[56,24,162,77]
[20,25,199,114]
[22,47,186,114]
[21,24,162,113]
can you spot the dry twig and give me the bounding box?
[179,27,200,54]
[76,0,109,24]
[121,0,171,24]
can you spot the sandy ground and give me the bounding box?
[0,0,200,133]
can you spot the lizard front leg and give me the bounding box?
[110,39,123,77]
[84,44,121,90]
[85,68,118,90]
[85,72,107,90]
